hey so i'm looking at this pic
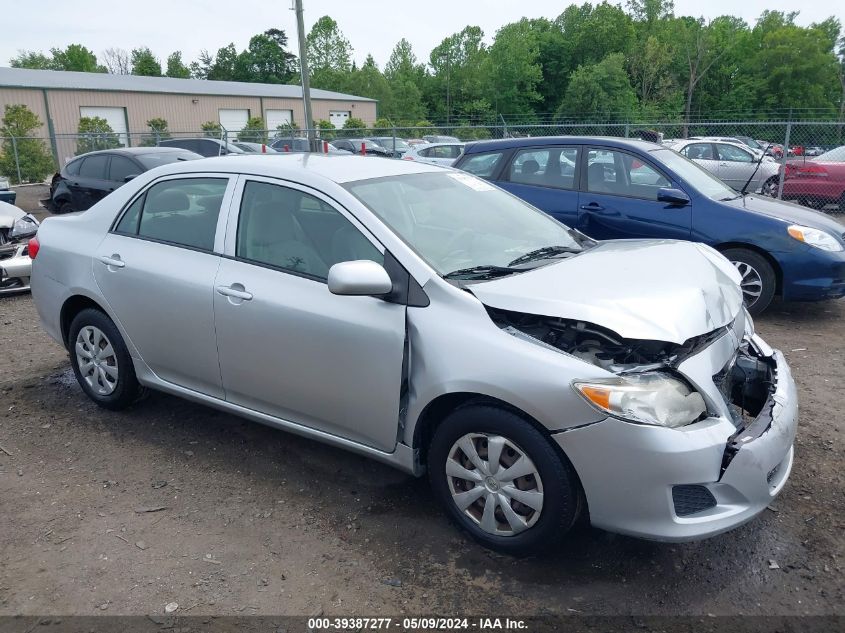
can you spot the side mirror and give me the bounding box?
[124,174,139,182]
[657,187,690,206]
[328,260,393,296]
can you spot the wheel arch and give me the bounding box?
[714,242,783,295]
[60,294,109,349]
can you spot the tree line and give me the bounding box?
[9,1,845,129]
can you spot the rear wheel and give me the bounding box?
[722,248,776,315]
[427,405,581,556]
[68,308,144,410]
[58,201,74,214]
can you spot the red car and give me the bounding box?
[781,146,845,211]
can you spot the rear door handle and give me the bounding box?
[97,254,125,268]
[215,284,253,301]
[579,203,605,211]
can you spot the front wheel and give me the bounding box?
[721,248,776,316]
[761,177,779,198]
[427,405,581,556]
[68,308,144,410]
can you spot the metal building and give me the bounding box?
[0,67,377,162]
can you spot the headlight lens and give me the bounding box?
[8,213,39,239]
[573,372,706,429]
[787,225,843,252]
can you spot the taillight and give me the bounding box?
[403,155,414,160]
[28,236,39,259]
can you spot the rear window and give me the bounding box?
[64,157,82,176]
[136,151,199,169]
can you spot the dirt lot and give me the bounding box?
[0,189,843,618]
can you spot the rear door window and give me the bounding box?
[108,155,139,182]
[681,143,715,160]
[115,177,229,251]
[79,155,109,179]
[509,147,578,189]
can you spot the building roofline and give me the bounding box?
[0,66,376,102]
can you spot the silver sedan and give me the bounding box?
[30,155,797,554]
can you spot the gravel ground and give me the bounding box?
[0,190,843,618]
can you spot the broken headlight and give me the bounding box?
[573,372,706,429]
[8,213,39,239]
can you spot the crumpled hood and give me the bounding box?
[0,200,25,227]
[470,240,743,344]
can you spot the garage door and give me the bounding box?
[266,109,293,132]
[79,106,128,146]
[219,109,250,133]
[329,111,350,129]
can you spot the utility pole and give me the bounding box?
[293,0,314,147]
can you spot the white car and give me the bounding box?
[0,200,39,293]
[403,142,465,167]
[668,139,781,196]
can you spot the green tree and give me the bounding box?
[189,50,214,79]
[234,30,298,84]
[347,55,394,116]
[77,116,121,154]
[315,119,337,140]
[11,45,105,72]
[0,104,54,183]
[305,15,352,79]
[557,53,638,121]
[131,47,162,76]
[208,44,238,80]
[141,117,170,146]
[343,117,367,133]
[238,117,267,143]
[482,19,543,116]
[201,121,223,137]
[165,52,191,78]
[428,26,488,122]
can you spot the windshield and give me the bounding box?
[818,146,845,162]
[737,136,762,150]
[652,148,737,200]
[344,171,581,277]
[136,151,199,169]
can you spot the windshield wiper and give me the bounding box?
[508,245,580,266]
[443,265,521,280]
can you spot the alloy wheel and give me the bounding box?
[731,260,763,307]
[75,325,119,395]
[445,433,544,536]
[762,178,779,197]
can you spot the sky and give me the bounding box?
[2,0,843,71]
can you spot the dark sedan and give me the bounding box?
[49,147,201,214]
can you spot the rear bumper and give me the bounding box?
[555,341,797,542]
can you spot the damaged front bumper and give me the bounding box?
[0,240,33,293]
[554,334,797,542]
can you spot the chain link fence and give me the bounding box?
[2,119,844,212]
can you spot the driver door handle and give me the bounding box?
[215,284,253,301]
[580,203,605,211]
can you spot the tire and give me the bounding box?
[721,248,776,316]
[761,177,779,198]
[427,405,581,556]
[68,308,144,410]
[838,193,845,214]
[58,201,74,214]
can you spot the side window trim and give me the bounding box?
[108,173,237,254]
[223,175,385,276]
[581,146,673,200]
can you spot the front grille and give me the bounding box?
[672,485,717,517]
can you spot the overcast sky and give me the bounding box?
[3,0,843,72]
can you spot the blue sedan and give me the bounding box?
[454,137,845,314]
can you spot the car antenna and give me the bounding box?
[740,145,767,196]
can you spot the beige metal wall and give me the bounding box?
[0,87,377,136]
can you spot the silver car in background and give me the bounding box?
[30,155,797,554]
[403,142,465,167]
[668,138,782,195]
[0,200,39,293]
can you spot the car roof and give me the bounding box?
[153,153,443,184]
[463,136,663,154]
[71,146,196,159]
